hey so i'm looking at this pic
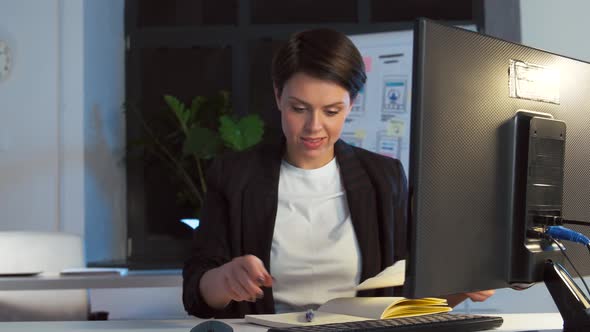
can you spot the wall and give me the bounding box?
[0,0,60,231]
[482,0,521,43]
[0,0,125,261]
[82,0,126,263]
[520,0,590,62]
[59,0,86,242]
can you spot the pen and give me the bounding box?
[305,309,314,322]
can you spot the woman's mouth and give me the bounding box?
[301,137,325,149]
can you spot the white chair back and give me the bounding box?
[0,231,89,321]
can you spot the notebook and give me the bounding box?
[245,260,451,328]
[245,297,451,328]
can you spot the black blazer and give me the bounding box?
[182,139,408,318]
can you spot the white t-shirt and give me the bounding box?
[270,158,362,313]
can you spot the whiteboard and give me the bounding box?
[345,30,414,174]
[345,25,477,175]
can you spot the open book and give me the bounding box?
[245,297,451,328]
[355,259,405,291]
[245,260,451,328]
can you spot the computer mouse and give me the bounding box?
[190,320,234,332]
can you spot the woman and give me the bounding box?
[182,28,493,319]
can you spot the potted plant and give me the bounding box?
[128,91,264,219]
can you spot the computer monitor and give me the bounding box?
[404,18,590,304]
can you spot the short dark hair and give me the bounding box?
[271,28,366,101]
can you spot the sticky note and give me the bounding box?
[354,130,366,139]
[363,56,372,73]
[387,121,405,137]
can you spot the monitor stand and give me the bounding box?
[545,260,590,332]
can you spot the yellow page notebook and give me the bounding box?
[245,297,451,328]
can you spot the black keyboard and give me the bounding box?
[267,313,503,332]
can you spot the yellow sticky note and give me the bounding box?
[387,121,405,137]
[354,130,366,139]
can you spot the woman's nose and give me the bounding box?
[304,111,322,131]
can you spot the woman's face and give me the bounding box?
[275,72,353,169]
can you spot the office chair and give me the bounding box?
[0,231,98,321]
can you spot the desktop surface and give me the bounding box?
[0,313,563,332]
[0,270,182,290]
[89,259,184,270]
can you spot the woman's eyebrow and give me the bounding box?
[287,96,311,106]
[287,96,344,108]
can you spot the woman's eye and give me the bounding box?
[325,110,339,116]
[292,107,306,112]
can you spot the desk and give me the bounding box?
[0,313,565,332]
[0,270,182,290]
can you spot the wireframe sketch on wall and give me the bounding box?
[345,25,476,174]
[344,30,413,172]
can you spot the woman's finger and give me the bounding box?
[235,264,263,301]
[467,290,495,302]
[240,255,273,287]
[223,274,244,301]
[223,263,253,302]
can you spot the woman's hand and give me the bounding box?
[443,289,495,307]
[465,289,495,302]
[219,255,273,303]
[199,255,273,309]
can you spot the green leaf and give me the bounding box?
[219,114,264,151]
[189,96,206,126]
[183,126,222,159]
[164,95,188,129]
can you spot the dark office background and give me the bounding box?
[123,0,485,268]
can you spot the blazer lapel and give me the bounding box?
[240,140,284,314]
[241,141,284,267]
[335,140,381,288]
